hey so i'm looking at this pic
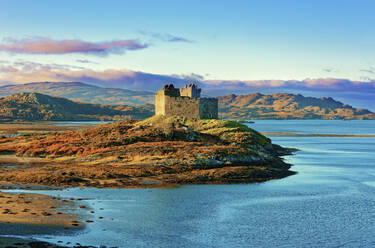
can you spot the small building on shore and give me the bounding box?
[155,83,218,119]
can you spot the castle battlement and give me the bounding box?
[155,84,218,119]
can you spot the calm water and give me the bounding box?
[249,119,375,135]
[4,120,375,247]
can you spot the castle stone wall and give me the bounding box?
[163,96,200,119]
[155,84,218,119]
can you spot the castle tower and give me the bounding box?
[155,83,218,119]
[180,83,201,98]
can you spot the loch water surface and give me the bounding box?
[4,120,375,248]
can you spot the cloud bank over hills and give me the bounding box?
[0,61,374,111]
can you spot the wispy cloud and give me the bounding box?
[172,73,205,81]
[0,37,148,56]
[360,67,375,74]
[0,60,86,75]
[139,31,193,43]
[76,59,99,64]
[322,68,339,73]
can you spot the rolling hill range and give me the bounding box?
[0,82,154,105]
[218,93,375,120]
[0,92,153,121]
[1,82,374,120]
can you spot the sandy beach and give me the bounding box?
[0,191,85,228]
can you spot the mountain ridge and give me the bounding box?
[1,82,374,120]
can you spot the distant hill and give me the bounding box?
[0,82,154,106]
[0,92,154,121]
[2,82,374,120]
[218,93,375,120]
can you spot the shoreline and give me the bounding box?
[261,132,375,137]
[0,154,296,189]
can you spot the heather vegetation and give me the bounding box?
[0,116,295,187]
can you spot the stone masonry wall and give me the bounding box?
[163,96,200,119]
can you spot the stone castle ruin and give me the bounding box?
[155,83,218,119]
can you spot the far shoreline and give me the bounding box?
[261,132,375,137]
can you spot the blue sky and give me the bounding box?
[2,0,375,81]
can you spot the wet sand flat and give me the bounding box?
[0,191,84,228]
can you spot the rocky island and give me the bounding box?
[0,84,296,188]
[0,115,295,188]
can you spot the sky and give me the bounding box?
[1,0,375,80]
[0,0,375,110]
